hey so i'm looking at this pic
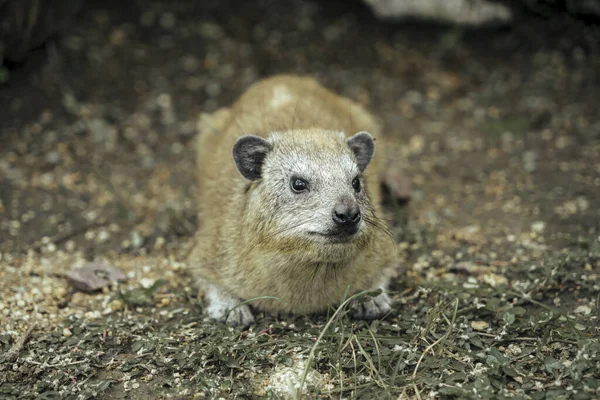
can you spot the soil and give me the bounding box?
[0,0,599,399]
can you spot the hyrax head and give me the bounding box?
[232,130,376,248]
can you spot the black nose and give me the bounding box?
[332,202,361,231]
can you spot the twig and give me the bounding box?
[25,359,88,367]
[508,290,557,312]
[4,323,35,363]
[476,333,577,345]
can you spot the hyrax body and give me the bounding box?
[188,75,398,326]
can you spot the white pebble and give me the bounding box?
[97,230,111,243]
[531,221,546,233]
[140,278,155,289]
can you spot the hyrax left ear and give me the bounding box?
[347,131,375,172]
[233,135,272,181]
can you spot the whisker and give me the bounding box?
[363,215,396,243]
[239,215,322,259]
[369,217,396,239]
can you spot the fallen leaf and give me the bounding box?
[66,262,127,292]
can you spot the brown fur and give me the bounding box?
[188,75,397,316]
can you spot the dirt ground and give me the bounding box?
[0,0,599,399]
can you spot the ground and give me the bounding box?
[0,0,599,399]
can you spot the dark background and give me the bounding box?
[0,0,599,257]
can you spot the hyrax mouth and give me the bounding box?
[308,229,358,244]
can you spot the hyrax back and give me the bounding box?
[189,75,397,326]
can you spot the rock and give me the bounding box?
[362,0,512,25]
[66,262,127,292]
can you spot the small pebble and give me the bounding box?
[471,321,489,330]
[65,240,76,252]
[159,12,176,29]
[181,56,200,72]
[206,82,221,97]
[140,278,155,289]
[157,93,172,108]
[45,152,61,165]
[109,299,124,311]
[185,77,203,91]
[505,344,522,356]
[54,286,67,298]
[131,231,144,248]
[140,11,155,26]
[531,221,546,233]
[523,151,537,172]
[154,236,166,249]
[87,118,110,144]
[555,136,569,149]
[97,230,111,243]
[171,143,184,155]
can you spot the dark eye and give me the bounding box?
[291,177,309,193]
[352,176,361,192]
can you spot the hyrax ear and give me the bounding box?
[347,131,375,172]
[233,135,272,181]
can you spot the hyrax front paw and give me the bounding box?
[205,285,255,327]
[351,292,392,320]
[225,304,255,327]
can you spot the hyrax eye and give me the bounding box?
[352,176,361,192]
[291,177,309,193]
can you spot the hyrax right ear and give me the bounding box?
[233,135,272,181]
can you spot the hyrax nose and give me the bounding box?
[332,202,361,230]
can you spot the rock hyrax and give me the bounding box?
[189,75,398,326]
